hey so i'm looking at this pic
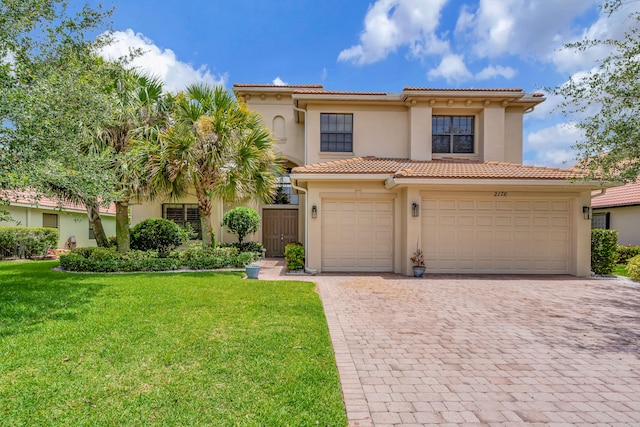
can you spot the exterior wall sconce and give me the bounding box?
[411,202,419,217]
[311,204,318,218]
[583,206,591,220]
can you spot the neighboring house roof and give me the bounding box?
[291,157,584,180]
[2,190,116,215]
[592,180,640,208]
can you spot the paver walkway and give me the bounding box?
[259,259,640,426]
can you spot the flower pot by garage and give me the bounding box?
[246,265,260,279]
[412,266,426,278]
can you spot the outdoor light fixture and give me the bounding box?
[583,206,591,220]
[311,204,318,218]
[411,202,419,217]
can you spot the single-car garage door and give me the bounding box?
[322,200,393,272]
[422,196,571,273]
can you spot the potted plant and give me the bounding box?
[410,243,426,278]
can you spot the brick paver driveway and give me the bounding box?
[313,273,640,426]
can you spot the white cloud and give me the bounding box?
[99,29,227,93]
[475,64,516,80]
[455,0,598,60]
[525,122,583,167]
[427,53,472,83]
[272,77,288,86]
[338,0,449,65]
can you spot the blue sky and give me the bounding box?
[90,0,638,167]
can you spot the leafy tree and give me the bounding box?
[222,207,260,245]
[147,84,282,248]
[554,1,640,182]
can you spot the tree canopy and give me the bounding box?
[555,1,640,183]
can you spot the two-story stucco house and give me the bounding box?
[133,84,602,276]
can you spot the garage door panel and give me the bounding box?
[322,199,393,272]
[422,197,570,274]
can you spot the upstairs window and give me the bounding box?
[321,113,353,152]
[432,116,474,154]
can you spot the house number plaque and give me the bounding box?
[494,192,508,197]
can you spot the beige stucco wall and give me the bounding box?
[593,205,640,246]
[0,205,116,249]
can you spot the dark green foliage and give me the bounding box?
[222,207,261,244]
[628,255,640,282]
[60,245,257,272]
[285,242,304,271]
[219,241,264,254]
[616,245,640,265]
[271,186,290,204]
[0,226,58,259]
[591,229,618,274]
[130,218,188,257]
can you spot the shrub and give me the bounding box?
[130,218,188,257]
[628,255,640,282]
[0,226,59,259]
[591,229,618,275]
[285,242,304,271]
[219,241,264,255]
[616,245,640,265]
[222,207,260,244]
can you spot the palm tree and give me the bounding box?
[147,84,281,247]
[93,67,169,252]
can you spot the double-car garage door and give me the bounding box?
[320,195,571,274]
[422,196,571,274]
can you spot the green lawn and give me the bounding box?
[614,264,630,277]
[0,261,347,426]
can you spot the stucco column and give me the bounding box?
[409,104,432,161]
[405,187,422,275]
[574,191,593,276]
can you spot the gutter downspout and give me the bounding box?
[591,188,607,199]
[291,102,316,274]
[291,179,316,275]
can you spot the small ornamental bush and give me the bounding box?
[130,218,188,257]
[616,245,640,265]
[591,229,618,275]
[222,207,260,245]
[219,241,264,255]
[0,226,59,259]
[285,242,304,271]
[628,255,640,282]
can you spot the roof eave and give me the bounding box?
[385,177,604,189]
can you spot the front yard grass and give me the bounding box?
[0,261,347,426]
[614,264,630,277]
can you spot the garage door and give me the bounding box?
[322,200,393,272]
[422,197,571,273]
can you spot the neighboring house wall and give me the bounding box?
[0,205,116,249]
[593,205,640,246]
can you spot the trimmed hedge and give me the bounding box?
[218,241,264,254]
[628,255,640,282]
[285,242,304,271]
[616,245,640,265]
[0,226,59,259]
[59,246,258,272]
[130,218,188,257]
[591,229,618,275]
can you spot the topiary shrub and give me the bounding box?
[285,242,304,271]
[591,229,618,275]
[222,207,260,245]
[130,218,188,258]
[628,255,640,282]
[616,245,640,265]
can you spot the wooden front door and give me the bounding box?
[263,209,298,257]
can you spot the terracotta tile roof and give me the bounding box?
[233,83,324,89]
[292,157,583,180]
[403,87,523,92]
[293,90,388,96]
[2,190,116,215]
[592,180,640,208]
